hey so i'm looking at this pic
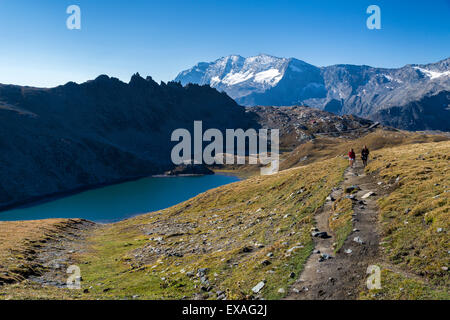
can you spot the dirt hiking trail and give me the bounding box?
[286,161,383,300]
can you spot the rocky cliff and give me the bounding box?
[0,74,253,210]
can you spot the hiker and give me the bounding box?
[361,145,370,167]
[348,148,356,168]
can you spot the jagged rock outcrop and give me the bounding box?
[0,74,254,210]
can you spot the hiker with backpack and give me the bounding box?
[361,145,370,167]
[348,148,356,168]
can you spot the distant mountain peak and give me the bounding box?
[175,54,301,99]
[175,55,450,131]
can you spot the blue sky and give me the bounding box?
[0,0,449,87]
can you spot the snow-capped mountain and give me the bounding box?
[175,54,450,131]
[175,54,323,105]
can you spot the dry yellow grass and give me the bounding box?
[1,131,448,300]
[0,219,81,284]
[281,129,449,170]
[329,197,354,253]
[72,157,348,300]
[360,140,449,299]
[1,157,348,300]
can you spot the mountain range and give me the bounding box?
[0,74,253,210]
[0,72,379,211]
[175,54,450,131]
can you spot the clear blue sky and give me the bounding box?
[0,0,449,87]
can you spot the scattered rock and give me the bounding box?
[252,281,265,293]
[344,249,352,254]
[277,288,285,294]
[312,231,330,239]
[241,246,253,253]
[197,268,208,275]
[345,185,360,193]
[353,237,364,244]
[287,245,304,253]
[361,191,375,199]
[261,260,271,266]
[318,254,332,262]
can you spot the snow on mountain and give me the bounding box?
[414,67,450,80]
[175,55,450,131]
[175,54,292,99]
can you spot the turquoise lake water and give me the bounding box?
[0,174,239,223]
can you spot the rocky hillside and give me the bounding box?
[247,105,375,150]
[0,74,383,212]
[0,136,448,300]
[175,55,450,131]
[0,74,254,211]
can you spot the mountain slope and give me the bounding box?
[1,137,448,300]
[175,55,450,131]
[0,74,254,211]
[247,105,374,150]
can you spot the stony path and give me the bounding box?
[28,220,96,288]
[285,162,383,300]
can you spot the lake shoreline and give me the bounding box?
[0,172,240,222]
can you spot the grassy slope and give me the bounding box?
[79,157,347,300]
[360,141,449,299]
[1,134,448,300]
[0,219,84,285]
[329,197,354,253]
[281,129,449,170]
[0,157,347,299]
